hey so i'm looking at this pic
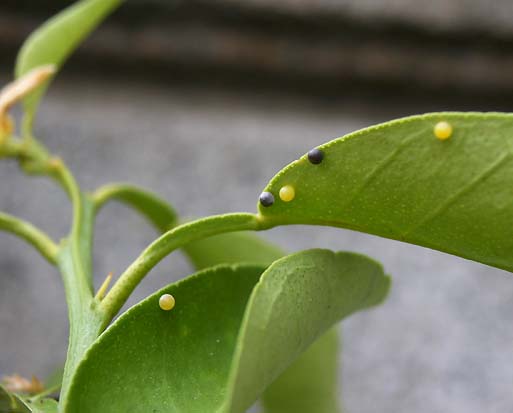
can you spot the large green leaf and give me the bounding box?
[64,250,389,412]
[222,250,389,413]
[15,0,123,123]
[258,112,513,273]
[183,232,339,413]
[183,233,342,413]
[64,264,264,412]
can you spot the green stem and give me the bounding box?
[57,239,104,403]
[52,164,101,401]
[100,213,261,325]
[0,211,58,264]
[1,134,103,403]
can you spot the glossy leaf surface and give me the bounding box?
[259,112,513,272]
[65,250,389,412]
[15,0,122,121]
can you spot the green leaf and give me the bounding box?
[183,231,284,270]
[261,328,340,413]
[15,0,123,125]
[64,250,389,412]
[93,184,178,232]
[64,264,264,412]
[223,250,389,413]
[258,112,513,273]
[182,232,341,413]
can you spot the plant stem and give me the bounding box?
[57,239,104,403]
[1,134,103,403]
[0,211,58,264]
[100,212,262,325]
[49,161,102,401]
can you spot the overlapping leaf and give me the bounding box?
[259,112,513,273]
[64,250,389,412]
[183,232,341,413]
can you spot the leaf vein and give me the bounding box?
[342,129,425,210]
[401,151,512,238]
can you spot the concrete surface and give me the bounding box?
[0,74,512,412]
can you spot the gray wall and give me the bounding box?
[1,74,512,412]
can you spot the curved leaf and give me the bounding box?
[183,232,341,413]
[15,0,123,123]
[65,264,265,412]
[64,250,389,412]
[223,250,389,413]
[258,112,513,273]
[93,184,177,232]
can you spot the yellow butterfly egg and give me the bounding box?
[159,294,175,311]
[279,185,295,202]
[434,121,453,140]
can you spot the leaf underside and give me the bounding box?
[261,329,340,413]
[64,250,389,413]
[259,112,513,273]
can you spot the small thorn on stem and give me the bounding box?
[96,272,113,301]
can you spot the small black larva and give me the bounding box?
[259,191,275,207]
[307,148,324,164]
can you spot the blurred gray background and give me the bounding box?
[1,1,513,412]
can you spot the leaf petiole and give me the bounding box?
[100,212,263,324]
[0,211,59,264]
